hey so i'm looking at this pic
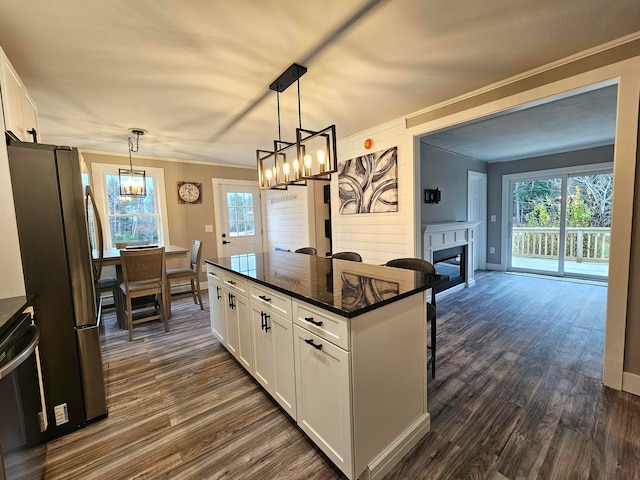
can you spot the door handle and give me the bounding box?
[304,338,322,351]
[222,240,231,245]
[304,316,322,327]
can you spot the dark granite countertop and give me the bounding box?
[205,251,448,318]
[0,295,31,338]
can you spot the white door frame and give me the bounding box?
[211,178,263,256]
[467,171,487,270]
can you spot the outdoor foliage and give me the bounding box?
[106,175,159,244]
[513,173,612,228]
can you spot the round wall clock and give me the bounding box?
[177,181,202,204]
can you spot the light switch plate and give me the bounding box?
[205,224,213,233]
[489,247,496,254]
[490,215,496,222]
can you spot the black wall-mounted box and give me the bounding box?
[424,188,441,204]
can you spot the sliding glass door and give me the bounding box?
[511,177,563,274]
[564,172,612,277]
[509,169,612,280]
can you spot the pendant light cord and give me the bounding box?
[297,78,302,129]
[277,91,281,142]
[128,132,141,169]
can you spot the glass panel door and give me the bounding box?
[564,172,612,279]
[510,178,563,274]
[219,184,263,256]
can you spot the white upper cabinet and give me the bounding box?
[1,47,39,142]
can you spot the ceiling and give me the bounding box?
[0,0,638,167]
[421,84,619,162]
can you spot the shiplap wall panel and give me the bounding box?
[263,189,312,252]
[332,118,415,265]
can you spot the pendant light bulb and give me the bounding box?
[317,149,326,173]
[304,154,312,176]
[283,161,290,182]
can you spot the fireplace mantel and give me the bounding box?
[422,221,480,290]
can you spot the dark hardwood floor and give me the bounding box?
[35,272,640,479]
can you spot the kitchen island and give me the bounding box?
[205,251,447,480]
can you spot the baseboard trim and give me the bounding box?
[364,413,430,480]
[622,372,640,397]
[486,263,503,271]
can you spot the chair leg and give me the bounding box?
[192,279,204,310]
[126,296,134,342]
[113,285,125,329]
[160,290,170,333]
[430,315,436,378]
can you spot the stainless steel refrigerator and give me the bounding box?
[6,138,107,440]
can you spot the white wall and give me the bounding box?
[263,187,313,252]
[332,118,417,265]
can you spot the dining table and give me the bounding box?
[97,245,190,323]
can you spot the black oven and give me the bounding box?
[0,309,47,480]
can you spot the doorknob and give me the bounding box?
[222,240,231,245]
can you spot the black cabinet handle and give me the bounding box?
[228,293,235,309]
[304,338,322,350]
[264,313,271,332]
[216,286,221,300]
[260,311,265,331]
[226,280,236,285]
[27,128,38,143]
[304,317,323,327]
[258,295,271,302]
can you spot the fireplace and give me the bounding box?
[432,245,466,293]
[423,221,480,293]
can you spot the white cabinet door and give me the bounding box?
[1,52,26,140]
[207,275,226,345]
[251,303,296,419]
[251,302,273,390]
[271,312,296,419]
[22,91,39,142]
[235,293,253,373]
[294,325,352,475]
[223,287,239,358]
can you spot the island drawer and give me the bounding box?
[206,264,223,283]
[222,271,248,296]
[292,300,349,351]
[250,284,291,319]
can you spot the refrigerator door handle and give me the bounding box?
[0,324,39,380]
[85,185,104,280]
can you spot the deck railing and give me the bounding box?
[512,227,610,263]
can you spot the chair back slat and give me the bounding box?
[332,251,362,262]
[385,257,437,274]
[295,247,317,255]
[190,240,202,270]
[121,247,165,284]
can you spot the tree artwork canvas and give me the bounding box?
[338,146,398,214]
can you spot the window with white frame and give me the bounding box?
[91,163,170,249]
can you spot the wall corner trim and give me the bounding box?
[622,372,640,397]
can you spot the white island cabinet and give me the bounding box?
[206,265,225,344]
[206,252,447,480]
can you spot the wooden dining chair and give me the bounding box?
[332,251,362,262]
[119,247,168,341]
[385,257,438,378]
[295,247,317,255]
[166,240,204,311]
